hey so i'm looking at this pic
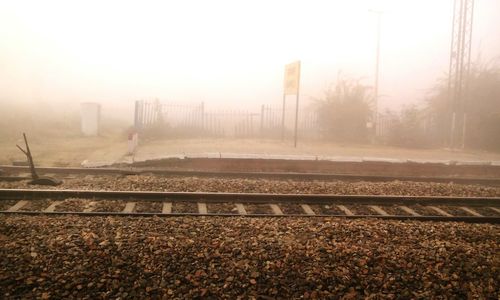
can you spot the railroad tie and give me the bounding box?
[123,202,136,213]
[198,202,208,214]
[44,201,62,212]
[337,205,354,216]
[1,188,498,224]
[399,205,420,216]
[369,205,389,216]
[235,203,247,215]
[162,202,172,214]
[6,200,28,212]
[459,207,483,217]
[301,204,315,215]
[428,206,453,217]
[488,207,500,214]
[83,201,96,212]
[270,204,283,215]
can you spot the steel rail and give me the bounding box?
[1,189,499,223]
[1,188,500,206]
[2,165,500,186]
[0,210,498,224]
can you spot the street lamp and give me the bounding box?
[369,9,382,137]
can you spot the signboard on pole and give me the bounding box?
[281,60,301,147]
[284,61,301,95]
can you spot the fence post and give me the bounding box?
[154,98,159,124]
[200,102,205,131]
[134,100,140,129]
[249,114,252,137]
[260,105,264,137]
[145,101,150,126]
[138,100,144,129]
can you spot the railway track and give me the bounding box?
[1,189,499,223]
[2,165,500,186]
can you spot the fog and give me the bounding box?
[1,0,499,110]
[1,0,500,165]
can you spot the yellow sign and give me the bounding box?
[284,61,301,95]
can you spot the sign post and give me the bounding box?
[282,61,301,147]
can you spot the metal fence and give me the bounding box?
[134,99,162,128]
[134,100,320,139]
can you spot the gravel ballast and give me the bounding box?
[1,175,499,298]
[1,175,500,197]
[0,216,498,299]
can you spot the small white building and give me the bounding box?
[80,102,101,136]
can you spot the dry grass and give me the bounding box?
[0,102,128,167]
[0,136,127,167]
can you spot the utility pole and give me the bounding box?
[369,9,382,138]
[447,0,474,149]
[293,67,301,148]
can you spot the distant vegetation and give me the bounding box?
[428,62,500,151]
[385,62,500,151]
[314,78,373,143]
[381,105,433,148]
[315,62,500,152]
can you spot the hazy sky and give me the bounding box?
[0,0,499,113]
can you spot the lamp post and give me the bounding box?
[369,9,382,137]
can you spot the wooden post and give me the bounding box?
[19,133,38,180]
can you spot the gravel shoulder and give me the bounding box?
[0,215,498,299]
[1,175,500,197]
